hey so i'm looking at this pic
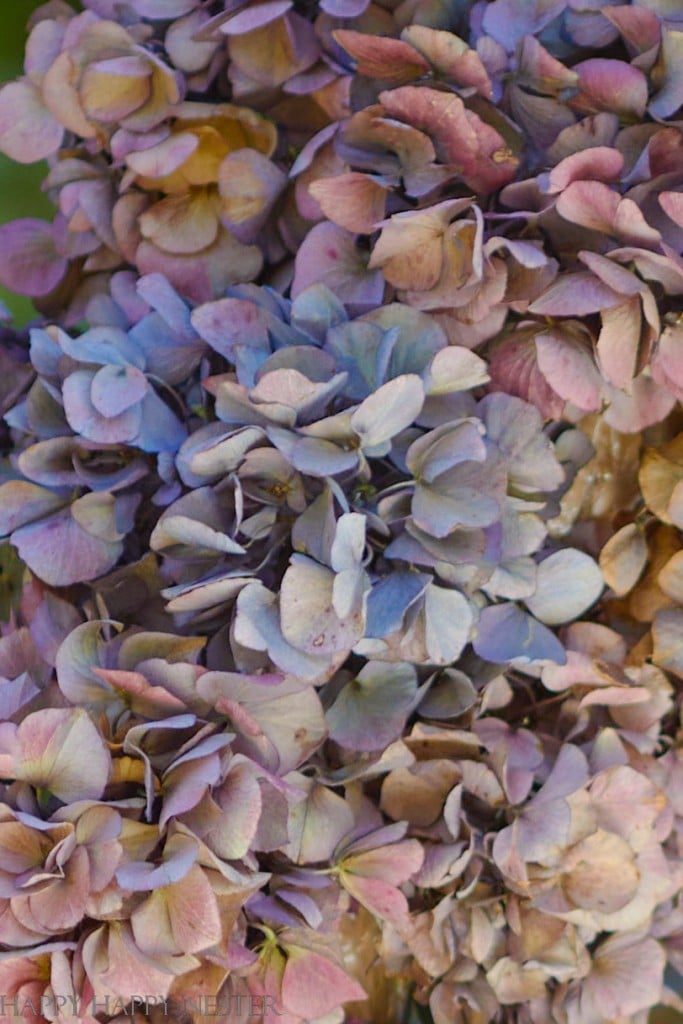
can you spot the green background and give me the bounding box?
[0,0,54,325]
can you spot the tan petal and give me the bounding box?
[140,191,220,255]
[562,830,638,913]
[42,52,96,138]
[80,57,151,123]
[131,864,222,956]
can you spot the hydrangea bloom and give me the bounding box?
[0,0,681,1022]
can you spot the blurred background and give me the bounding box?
[0,1,54,325]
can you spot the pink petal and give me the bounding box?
[535,330,602,411]
[281,947,366,1018]
[308,173,387,235]
[342,839,424,884]
[341,871,410,925]
[596,296,643,389]
[660,191,683,229]
[572,58,648,118]
[542,147,623,194]
[529,272,622,316]
[25,846,89,933]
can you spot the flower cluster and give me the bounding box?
[0,1,681,1023]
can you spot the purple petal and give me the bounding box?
[0,219,67,297]
[12,507,123,587]
[0,80,63,163]
[292,222,385,308]
[473,604,566,664]
[482,0,566,52]
[63,370,142,444]
[91,364,149,417]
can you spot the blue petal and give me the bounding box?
[473,604,566,664]
[365,571,431,638]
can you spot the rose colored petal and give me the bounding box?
[379,87,518,195]
[333,30,430,85]
[603,375,676,432]
[542,147,624,194]
[604,5,661,55]
[182,761,261,856]
[82,922,177,1002]
[572,58,648,118]
[368,201,469,291]
[489,333,565,420]
[556,181,660,247]
[652,322,683,400]
[93,668,187,717]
